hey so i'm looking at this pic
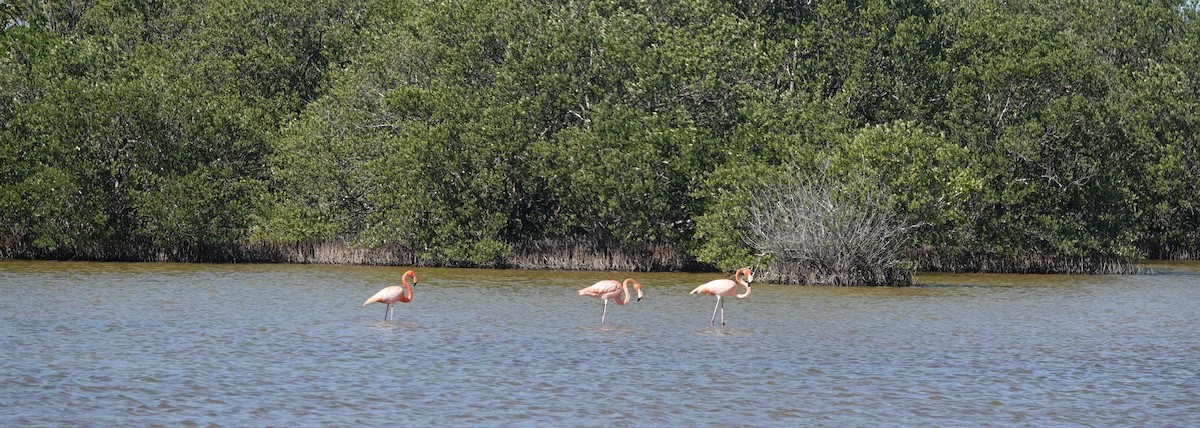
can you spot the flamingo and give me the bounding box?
[578,278,644,324]
[690,267,753,326]
[363,269,419,321]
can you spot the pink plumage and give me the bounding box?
[363,269,418,321]
[579,280,624,301]
[691,267,753,326]
[363,285,410,306]
[689,279,741,297]
[579,278,643,324]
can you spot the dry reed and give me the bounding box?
[907,247,1142,274]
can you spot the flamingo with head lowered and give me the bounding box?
[578,278,643,324]
[363,269,419,321]
[690,267,753,326]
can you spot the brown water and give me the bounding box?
[2,260,1197,426]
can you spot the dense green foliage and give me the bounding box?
[3,0,1198,277]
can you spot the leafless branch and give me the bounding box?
[741,167,916,285]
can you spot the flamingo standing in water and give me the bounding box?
[363,269,419,321]
[690,267,753,326]
[578,278,643,324]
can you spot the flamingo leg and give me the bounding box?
[384,304,394,321]
[601,299,609,324]
[720,297,726,325]
[710,297,722,326]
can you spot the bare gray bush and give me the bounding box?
[743,170,917,286]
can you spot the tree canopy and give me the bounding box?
[3,0,1198,280]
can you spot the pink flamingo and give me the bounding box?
[363,269,418,321]
[578,278,644,324]
[690,267,753,325]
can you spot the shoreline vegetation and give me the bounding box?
[0,237,1152,282]
[3,1,1198,285]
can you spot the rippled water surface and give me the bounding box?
[2,261,1198,426]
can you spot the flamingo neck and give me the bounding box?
[399,272,415,302]
[735,268,752,298]
[619,278,643,305]
[617,280,632,305]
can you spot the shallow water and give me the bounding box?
[2,261,1198,426]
